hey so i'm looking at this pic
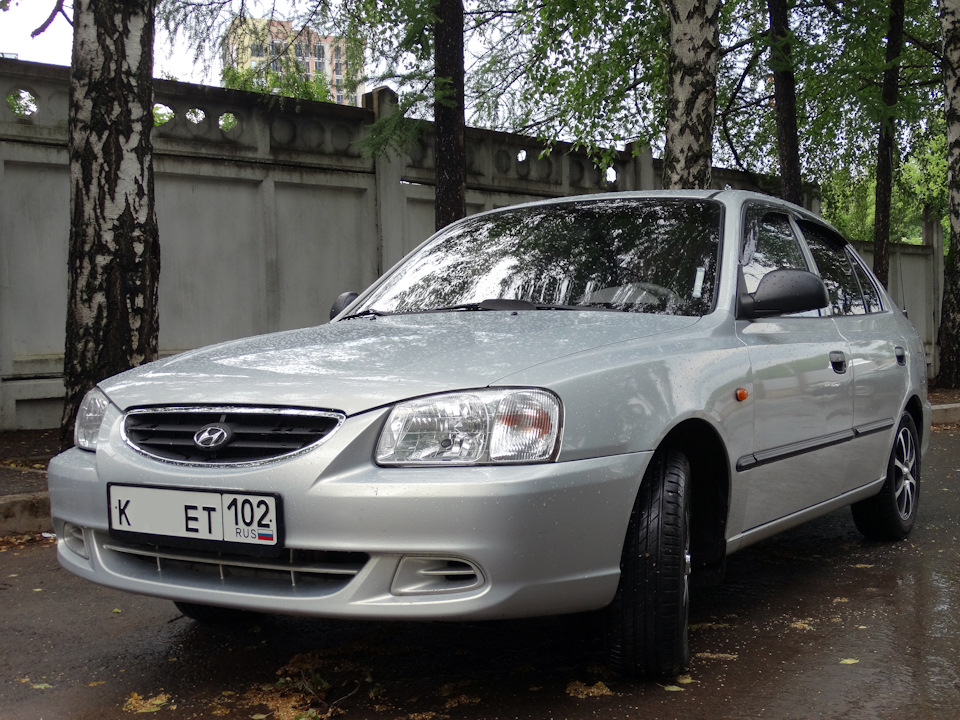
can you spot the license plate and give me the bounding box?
[108,484,281,551]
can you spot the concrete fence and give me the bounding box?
[0,58,943,430]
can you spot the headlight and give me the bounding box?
[376,389,562,466]
[74,387,110,451]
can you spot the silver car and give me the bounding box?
[48,190,930,679]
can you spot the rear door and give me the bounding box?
[798,220,906,492]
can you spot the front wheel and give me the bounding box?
[851,412,920,541]
[605,447,691,679]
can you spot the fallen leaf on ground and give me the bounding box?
[695,652,738,660]
[840,658,860,665]
[443,694,480,710]
[566,681,613,698]
[123,692,171,713]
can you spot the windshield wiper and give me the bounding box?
[354,299,623,317]
[532,303,617,311]
[424,299,622,313]
[425,299,538,313]
[339,308,392,320]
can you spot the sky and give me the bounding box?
[0,1,218,85]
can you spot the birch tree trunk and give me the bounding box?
[661,0,721,189]
[434,0,466,231]
[61,0,160,445]
[939,0,960,387]
[872,0,906,289]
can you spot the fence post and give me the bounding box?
[365,87,406,275]
[924,204,944,377]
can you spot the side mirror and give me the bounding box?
[739,269,828,319]
[329,291,359,321]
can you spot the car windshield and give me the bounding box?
[354,197,723,317]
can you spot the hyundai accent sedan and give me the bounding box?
[48,190,930,679]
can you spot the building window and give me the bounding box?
[249,42,266,57]
[334,45,342,60]
[334,62,342,75]
[314,44,325,61]
[337,93,343,104]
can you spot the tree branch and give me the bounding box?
[32,0,68,37]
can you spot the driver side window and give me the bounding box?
[740,208,808,293]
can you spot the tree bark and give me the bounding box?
[61,0,160,446]
[939,0,960,387]
[661,0,721,189]
[434,0,466,230]
[768,0,803,205]
[872,0,905,289]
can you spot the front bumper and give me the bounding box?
[49,407,650,620]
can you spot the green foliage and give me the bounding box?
[5,89,36,116]
[718,0,941,180]
[221,60,332,103]
[153,103,174,126]
[469,0,670,163]
[335,0,437,120]
[821,121,947,247]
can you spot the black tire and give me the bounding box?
[606,448,692,679]
[851,412,920,541]
[174,601,258,625]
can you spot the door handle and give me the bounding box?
[895,347,906,366]
[829,350,847,374]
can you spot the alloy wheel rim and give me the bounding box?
[893,426,917,521]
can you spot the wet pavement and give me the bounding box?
[2,426,959,720]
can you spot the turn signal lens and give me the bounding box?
[74,387,111,451]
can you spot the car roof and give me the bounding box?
[457,189,839,242]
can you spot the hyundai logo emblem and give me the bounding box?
[193,424,231,450]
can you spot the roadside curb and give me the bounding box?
[0,492,52,534]
[3,404,960,536]
[932,403,960,425]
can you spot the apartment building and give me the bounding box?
[223,18,362,107]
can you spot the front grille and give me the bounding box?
[101,538,368,596]
[123,406,345,465]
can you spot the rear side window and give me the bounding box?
[850,261,882,313]
[740,208,808,293]
[799,221,867,316]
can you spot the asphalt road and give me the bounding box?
[2,426,959,720]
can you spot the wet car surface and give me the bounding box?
[47,190,931,679]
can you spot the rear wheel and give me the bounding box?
[851,412,920,541]
[606,448,691,679]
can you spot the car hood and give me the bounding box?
[101,312,700,415]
